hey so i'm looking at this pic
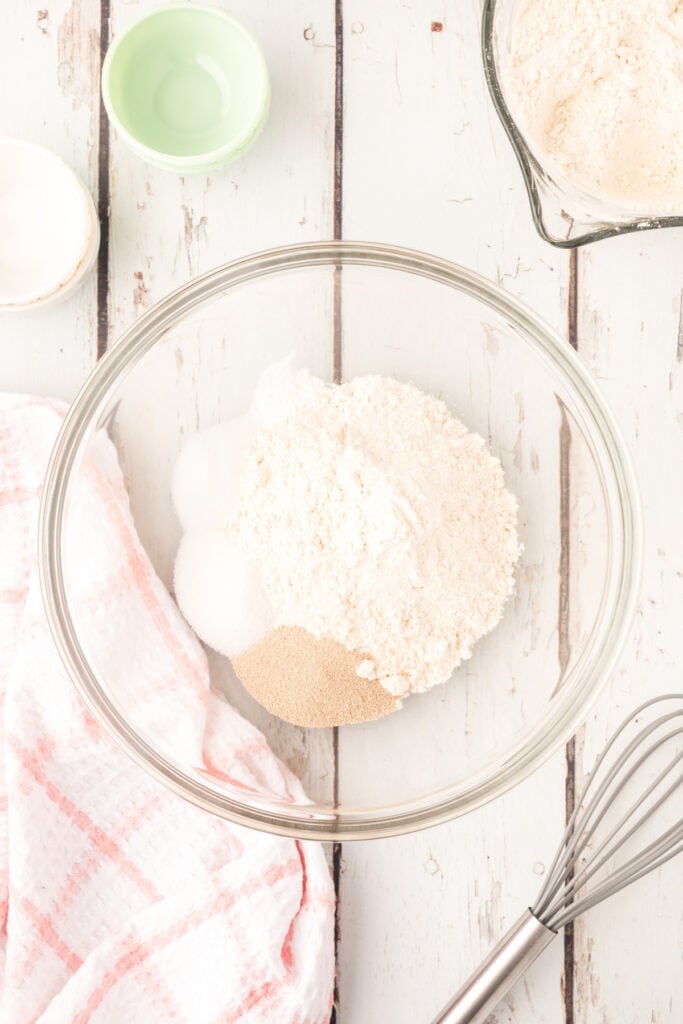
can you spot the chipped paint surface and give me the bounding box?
[0,0,99,394]
[57,0,98,112]
[0,2,681,1023]
[336,3,680,1024]
[478,879,502,944]
[570,229,683,1024]
[103,0,338,818]
[132,269,151,311]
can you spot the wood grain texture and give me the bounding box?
[0,0,100,399]
[337,2,571,1021]
[105,0,336,340]
[571,232,683,1024]
[0,1,681,1023]
[104,0,337,802]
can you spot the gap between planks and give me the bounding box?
[95,4,344,1019]
[93,9,574,1023]
[331,1,344,1022]
[561,247,579,1024]
[97,0,111,360]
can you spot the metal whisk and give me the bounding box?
[432,694,683,1024]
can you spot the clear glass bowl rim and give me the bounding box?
[39,241,642,840]
[482,0,683,248]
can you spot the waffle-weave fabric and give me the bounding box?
[0,395,334,1024]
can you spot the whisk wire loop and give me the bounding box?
[432,695,683,1024]
[541,743,683,926]
[549,822,683,930]
[533,697,683,928]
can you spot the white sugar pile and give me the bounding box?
[173,358,323,658]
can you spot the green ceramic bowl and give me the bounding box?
[102,3,270,174]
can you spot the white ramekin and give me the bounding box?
[0,139,99,313]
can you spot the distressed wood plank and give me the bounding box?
[106,0,336,341]
[572,232,683,1024]
[105,0,337,800]
[0,0,100,398]
[4,2,681,1022]
[337,2,570,1021]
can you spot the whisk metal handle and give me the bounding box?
[430,910,556,1024]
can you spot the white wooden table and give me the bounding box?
[1,2,682,1022]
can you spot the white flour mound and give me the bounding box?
[232,376,520,699]
[503,0,683,209]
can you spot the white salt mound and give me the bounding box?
[248,354,325,429]
[171,417,252,533]
[172,361,323,658]
[171,359,325,535]
[173,530,273,658]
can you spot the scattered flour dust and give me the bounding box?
[232,376,520,700]
[502,0,683,209]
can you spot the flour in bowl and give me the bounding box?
[173,363,520,726]
[502,0,683,209]
[233,375,519,699]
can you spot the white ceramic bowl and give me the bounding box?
[0,140,99,312]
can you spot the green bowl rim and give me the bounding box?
[101,1,271,171]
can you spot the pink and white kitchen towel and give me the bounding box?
[0,395,334,1023]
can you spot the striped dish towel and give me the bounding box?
[0,395,334,1024]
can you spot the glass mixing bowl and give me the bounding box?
[39,242,641,839]
[483,0,683,247]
